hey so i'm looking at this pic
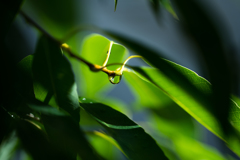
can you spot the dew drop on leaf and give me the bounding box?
[109,75,122,84]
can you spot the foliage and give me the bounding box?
[1,0,240,160]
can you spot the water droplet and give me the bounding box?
[29,113,34,118]
[82,98,86,101]
[11,115,14,118]
[90,102,93,104]
[109,75,122,84]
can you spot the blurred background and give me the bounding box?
[4,0,240,159]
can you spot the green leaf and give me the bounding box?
[151,114,226,160]
[105,30,239,131]
[148,0,177,20]
[88,131,126,159]
[32,35,80,122]
[123,68,173,108]
[78,34,128,98]
[123,65,240,156]
[29,103,69,116]
[16,119,65,160]
[114,0,118,11]
[124,66,221,134]
[171,0,237,136]
[15,55,35,101]
[28,102,104,160]
[21,0,77,38]
[42,115,104,160]
[159,0,177,18]
[0,132,18,160]
[79,97,169,160]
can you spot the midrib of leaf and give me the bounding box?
[93,131,126,156]
[93,116,140,129]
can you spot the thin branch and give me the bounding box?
[19,11,145,84]
[19,11,96,70]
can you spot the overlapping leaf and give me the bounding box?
[27,102,104,160]
[21,0,77,38]
[123,63,240,156]
[16,118,63,160]
[150,114,226,160]
[32,35,80,122]
[79,97,169,160]
[171,0,238,136]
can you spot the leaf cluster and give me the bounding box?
[1,0,240,160]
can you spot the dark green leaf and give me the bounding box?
[0,0,23,40]
[15,55,35,102]
[21,0,77,38]
[171,0,237,135]
[79,97,169,160]
[1,55,35,143]
[42,115,104,160]
[29,104,69,116]
[32,35,80,122]
[27,101,104,160]
[16,119,65,160]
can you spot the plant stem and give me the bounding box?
[19,11,96,70]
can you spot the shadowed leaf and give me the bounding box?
[79,97,169,160]
[32,36,80,122]
[171,0,238,136]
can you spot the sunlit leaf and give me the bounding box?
[123,64,240,156]
[78,34,128,98]
[123,68,173,108]
[32,36,80,122]
[105,30,240,146]
[150,114,226,160]
[79,97,169,160]
[87,131,126,160]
